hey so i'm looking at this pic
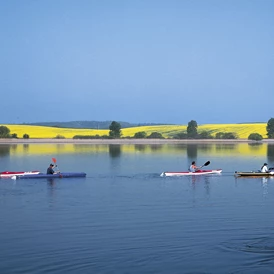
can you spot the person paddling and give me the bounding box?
[261,163,268,173]
[189,161,200,172]
[47,163,58,174]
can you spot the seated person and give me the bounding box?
[47,163,56,174]
[261,163,268,173]
[189,161,200,172]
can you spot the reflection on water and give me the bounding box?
[248,142,263,148]
[261,177,269,197]
[47,178,56,185]
[10,144,17,153]
[198,144,213,152]
[1,145,274,273]
[187,144,197,159]
[23,144,29,152]
[0,142,273,158]
[0,145,10,156]
[150,144,162,151]
[189,175,212,196]
[215,143,236,151]
[109,144,121,158]
[134,144,147,152]
[267,144,274,164]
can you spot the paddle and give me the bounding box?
[52,157,60,173]
[200,160,210,169]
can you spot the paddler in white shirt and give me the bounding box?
[189,161,200,172]
[261,163,268,173]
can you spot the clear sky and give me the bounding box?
[1,0,273,124]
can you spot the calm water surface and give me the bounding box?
[1,143,274,273]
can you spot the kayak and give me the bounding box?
[12,172,86,180]
[0,171,40,178]
[160,169,222,177]
[235,171,274,177]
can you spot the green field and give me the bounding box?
[2,123,267,139]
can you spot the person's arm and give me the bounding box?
[53,165,60,173]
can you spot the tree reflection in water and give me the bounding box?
[187,144,197,160]
[0,145,11,157]
[267,144,274,164]
[109,144,121,158]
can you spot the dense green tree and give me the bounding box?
[109,121,122,138]
[215,132,224,139]
[11,133,18,138]
[248,133,263,141]
[224,132,238,139]
[215,132,238,139]
[147,132,164,139]
[266,118,274,138]
[173,132,188,139]
[54,134,65,139]
[23,133,29,139]
[134,131,147,138]
[198,131,214,139]
[187,120,198,138]
[73,134,109,139]
[0,126,11,138]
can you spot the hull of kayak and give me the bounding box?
[160,169,222,177]
[13,172,86,179]
[235,171,274,177]
[0,171,40,178]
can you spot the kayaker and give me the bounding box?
[189,161,200,172]
[261,163,268,173]
[47,163,57,174]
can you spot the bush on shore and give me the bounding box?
[248,133,263,141]
[73,135,110,139]
[215,132,238,139]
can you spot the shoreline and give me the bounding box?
[1,138,274,144]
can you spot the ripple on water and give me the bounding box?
[221,236,274,254]
[219,236,274,273]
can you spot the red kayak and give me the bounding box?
[160,169,222,177]
[0,171,40,178]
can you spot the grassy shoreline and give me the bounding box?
[1,138,274,144]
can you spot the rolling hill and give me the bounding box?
[2,123,268,139]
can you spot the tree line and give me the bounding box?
[73,119,274,141]
[0,126,29,139]
[1,118,274,140]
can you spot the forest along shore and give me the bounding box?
[1,138,274,144]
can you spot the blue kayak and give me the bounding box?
[14,172,86,179]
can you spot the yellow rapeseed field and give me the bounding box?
[2,123,267,139]
[4,125,109,139]
[122,123,267,139]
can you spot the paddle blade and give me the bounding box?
[52,157,57,164]
[204,161,210,166]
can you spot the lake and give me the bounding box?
[1,142,274,274]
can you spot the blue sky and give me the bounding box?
[1,0,273,124]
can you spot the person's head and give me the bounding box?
[50,164,54,167]
[192,161,195,165]
[264,163,268,166]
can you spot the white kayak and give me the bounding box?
[160,169,222,177]
[0,171,40,178]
